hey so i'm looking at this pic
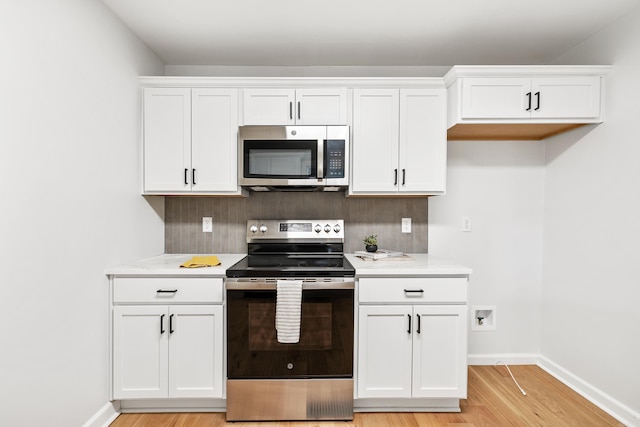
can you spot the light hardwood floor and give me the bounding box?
[109,365,625,427]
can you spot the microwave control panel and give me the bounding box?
[325,140,346,178]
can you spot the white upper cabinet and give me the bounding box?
[191,88,239,192]
[143,88,191,193]
[243,88,348,125]
[143,87,241,195]
[459,76,602,120]
[351,88,446,196]
[445,66,610,140]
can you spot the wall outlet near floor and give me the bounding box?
[202,217,213,233]
[462,216,472,232]
[472,306,496,331]
[401,217,411,233]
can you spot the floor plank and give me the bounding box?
[109,365,624,427]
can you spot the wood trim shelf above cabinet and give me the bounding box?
[447,123,588,141]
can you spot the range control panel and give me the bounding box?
[247,219,344,242]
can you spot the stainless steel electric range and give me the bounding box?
[225,219,355,422]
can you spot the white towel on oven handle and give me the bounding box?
[276,280,303,343]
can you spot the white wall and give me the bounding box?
[429,141,545,358]
[543,5,640,421]
[0,1,164,426]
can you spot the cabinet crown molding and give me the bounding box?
[443,65,612,87]
[139,76,446,89]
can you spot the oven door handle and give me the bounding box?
[226,279,355,290]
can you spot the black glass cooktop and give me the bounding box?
[226,255,354,278]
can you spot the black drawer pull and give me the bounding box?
[169,314,175,333]
[160,314,165,334]
[156,289,178,293]
[404,289,424,293]
[407,314,411,334]
[417,314,421,334]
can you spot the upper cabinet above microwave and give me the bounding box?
[242,88,348,125]
[444,65,610,140]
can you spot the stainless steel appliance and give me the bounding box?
[225,219,355,421]
[238,126,349,191]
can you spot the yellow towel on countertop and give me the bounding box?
[180,255,221,268]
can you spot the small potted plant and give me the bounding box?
[363,235,378,252]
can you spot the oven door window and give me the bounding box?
[243,140,317,179]
[227,288,353,379]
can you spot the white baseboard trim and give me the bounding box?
[538,356,639,427]
[467,352,540,365]
[82,401,121,427]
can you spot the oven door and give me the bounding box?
[226,279,354,379]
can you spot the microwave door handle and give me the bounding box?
[317,139,324,179]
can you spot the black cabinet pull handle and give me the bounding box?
[404,289,424,293]
[169,314,175,334]
[402,169,406,185]
[407,314,412,334]
[534,91,540,111]
[184,168,189,185]
[417,314,421,334]
[297,101,301,120]
[289,102,293,120]
[526,92,532,111]
[156,289,178,293]
[192,168,196,185]
[160,314,165,334]
[394,169,398,185]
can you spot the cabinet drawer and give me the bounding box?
[113,277,223,304]
[358,277,467,304]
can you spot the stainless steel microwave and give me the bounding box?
[238,125,349,191]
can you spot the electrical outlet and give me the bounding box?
[462,216,472,232]
[401,218,411,233]
[202,217,213,233]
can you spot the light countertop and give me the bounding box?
[105,254,246,277]
[105,253,470,278]
[346,253,471,277]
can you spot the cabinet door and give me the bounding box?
[460,78,531,119]
[412,305,467,398]
[531,77,601,119]
[168,305,224,398]
[113,306,168,399]
[143,88,191,193]
[191,88,239,192]
[296,88,348,125]
[243,88,295,125]
[357,305,412,398]
[352,89,400,193]
[399,89,447,194]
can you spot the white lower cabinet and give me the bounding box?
[111,278,224,400]
[357,277,468,401]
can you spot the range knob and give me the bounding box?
[324,224,331,233]
[314,224,322,233]
[249,224,258,233]
[333,224,341,233]
[259,224,268,233]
